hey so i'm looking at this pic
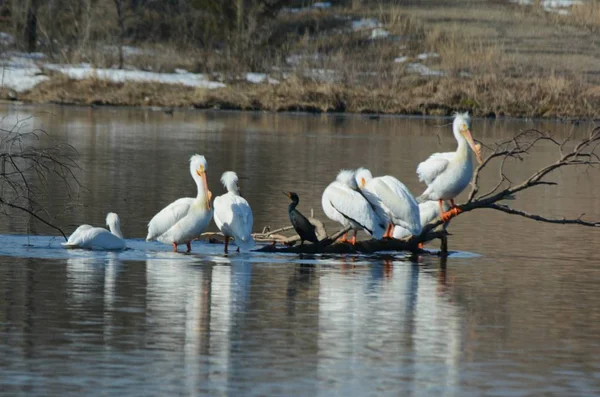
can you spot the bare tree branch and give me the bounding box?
[488,203,600,227]
[258,125,600,255]
[0,116,82,241]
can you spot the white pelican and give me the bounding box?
[393,200,451,240]
[62,212,126,250]
[321,169,385,244]
[355,167,421,238]
[416,112,483,222]
[213,171,255,254]
[146,154,213,253]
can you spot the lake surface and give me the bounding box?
[0,104,599,395]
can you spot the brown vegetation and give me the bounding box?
[3,0,600,118]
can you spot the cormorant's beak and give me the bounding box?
[462,128,483,164]
[282,191,291,199]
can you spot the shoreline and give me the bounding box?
[4,95,596,126]
[6,75,599,121]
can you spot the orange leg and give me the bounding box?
[351,230,357,245]
[339,233,349,243]
[186,241,191,253]
[172,242,178,252]
[441,199,462,222]
[383,223,393,238]
[418,242,424,249]
[438,200,446,220]
[224,237,229,254]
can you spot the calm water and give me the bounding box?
[0,104,599,395]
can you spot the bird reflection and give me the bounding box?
[66,253,121,308]
[66,253,122,344]
[316,254,462,395]
[437,255,450,296]
[287,263,317,316]
[144,254,253,393]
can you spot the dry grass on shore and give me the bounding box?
[11,0,600,118]
[22,70,596,118]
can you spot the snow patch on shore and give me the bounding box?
[44,64,227,89]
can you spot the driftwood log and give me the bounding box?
[240,126,600,256]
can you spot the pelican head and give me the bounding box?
[336,169,358,190]
[106,212,123,239]
[189,154,211,209]
[453,112,482,164]
[221,171,240,195]
[190,154,207,176]
[355,167,373,189]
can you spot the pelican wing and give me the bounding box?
[214,194,254,244]
[378,176,421,234]
[146,197,194,241]
[63,224,93,245]
[63,225,100,246]
[416,152,452,185]
[328,184,384,238]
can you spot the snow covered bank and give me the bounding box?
[1,54,49,92]
[509,0,582,14]
[44,64,227,89]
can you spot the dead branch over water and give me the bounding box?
[255,126,600,255]
[0,116,81,240]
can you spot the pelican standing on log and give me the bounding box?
[416,112,483,222]
[321,169,385,245]
[355,167,421,238]
[213,171,255,254]
[284,191,319,245]
[146,154,213,253]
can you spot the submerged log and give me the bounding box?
[255,230,448,255]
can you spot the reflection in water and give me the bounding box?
[144,254,255,394]
[316,259,462,395]
[1,106,600,395]
[0,252,599,394]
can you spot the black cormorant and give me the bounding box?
[283,192,319,246]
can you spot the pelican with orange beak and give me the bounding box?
[416,112,483,222]
[146,154,213,252]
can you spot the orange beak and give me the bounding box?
[282,191,291,198]
[360,177,366,188]
[463,128,483,164]
[197,169,211,210]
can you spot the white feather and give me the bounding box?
[62,212,126,250]
[416,113,478,202]
[146,154,213,247]
[416,154,451,186]
[393,201,450,239]
[321,169,385,239]
[213,171,255,251]
[356,168,422,236]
